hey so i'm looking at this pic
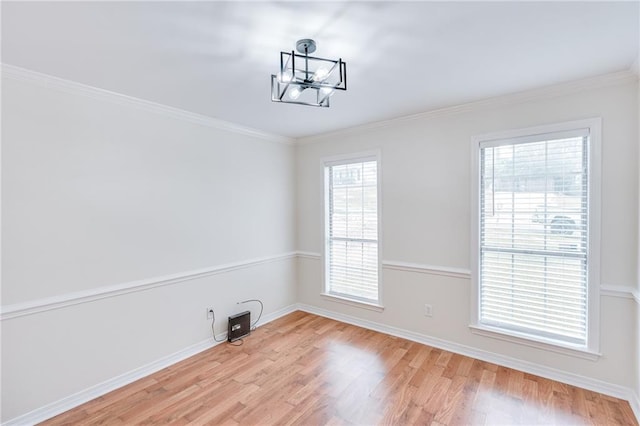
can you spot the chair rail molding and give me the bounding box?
[1,252,297,320]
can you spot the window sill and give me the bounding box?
[320,293,384,312]
[469,324,601,361]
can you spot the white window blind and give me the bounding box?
[325,159,379,303]
[479,131,589,346]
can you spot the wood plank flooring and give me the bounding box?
[42,311,637,425]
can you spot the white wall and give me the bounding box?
[636,74,640,406]
[3,68,638,423]
[1,73,297,421]
[296,76,639,389]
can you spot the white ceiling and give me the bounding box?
[2,1,639,138]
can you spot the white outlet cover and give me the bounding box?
[424,304,433,317]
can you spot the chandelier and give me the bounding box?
[271,39,347,108]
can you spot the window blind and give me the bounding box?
[479,132,589,346]
[326,159,379,302]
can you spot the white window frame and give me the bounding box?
[321,151,383,311]
[470,118,601,360]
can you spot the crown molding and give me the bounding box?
[4,64,634,146]
[1,64,294,145]
[297,68,638,145]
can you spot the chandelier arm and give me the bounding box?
[324,61,339,82]
[318,91,331,105]
[278,82,290,101]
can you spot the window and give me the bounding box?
[471,119,601,356]
[324,154,380,306]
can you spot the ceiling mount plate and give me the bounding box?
[296,39,316,54]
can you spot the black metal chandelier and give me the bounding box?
[271,39,347,108]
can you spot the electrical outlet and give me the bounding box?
[206,308,214,320]
[424,304,433,317]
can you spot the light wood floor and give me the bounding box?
[43,311,637,425]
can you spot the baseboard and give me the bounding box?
[2,340,218,426]
[296,303,635,405]
[629,391,640,424]
[3,303,298,426]
[255,303,298,328]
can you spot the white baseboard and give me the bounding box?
[255,303,298,328]
[296,303,636,410]
[3,303,298,426]
[5,302,636,425]
[629,391,640,424]
[4,340,217,426]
